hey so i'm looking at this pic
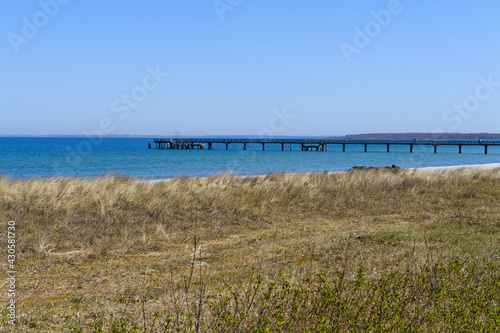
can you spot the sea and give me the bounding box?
[1,137,500,179]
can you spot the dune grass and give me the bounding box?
[1,168,499,331]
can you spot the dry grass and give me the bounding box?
[1,168,499,331]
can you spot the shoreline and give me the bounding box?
[143,162,500,183]
[3,163,500,182]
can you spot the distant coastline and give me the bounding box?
[2,132,500,139]
[340,132,500,140]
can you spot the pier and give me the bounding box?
[152,138,500,154]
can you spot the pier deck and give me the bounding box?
[152,138,500,154]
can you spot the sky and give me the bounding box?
[1,0,500,136]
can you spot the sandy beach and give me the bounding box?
[415,162,500,172]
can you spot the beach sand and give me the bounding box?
[415,162,500,172]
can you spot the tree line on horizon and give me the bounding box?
[340,132,500,140]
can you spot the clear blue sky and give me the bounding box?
[1,0,499,136]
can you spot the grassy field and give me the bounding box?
[1,168,500,332]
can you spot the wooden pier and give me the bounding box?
[152,138,500,154]
[154,139,205,150]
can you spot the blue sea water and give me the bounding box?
[1,137,500,179]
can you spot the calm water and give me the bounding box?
[1,137,500,179]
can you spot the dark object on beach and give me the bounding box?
[348,164,402,172]
[349,165,368,171]
[381,164,402,170]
